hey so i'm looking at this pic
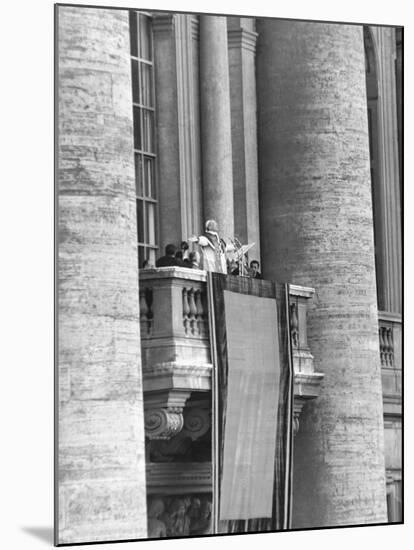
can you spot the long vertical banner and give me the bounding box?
[207,274,293,534]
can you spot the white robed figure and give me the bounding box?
[190,220,228,274]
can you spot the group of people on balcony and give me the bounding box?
[152,242,198,269]
[143,219,262,278]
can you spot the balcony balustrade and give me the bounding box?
[289,284,324,434]
[139,266,324,503]
[378,311,402,417]
[139,267,324,438]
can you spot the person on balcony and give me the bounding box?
[180,240,190,261]
[189,219,228,273]
[249,259,262,279]
[156,244,185,267]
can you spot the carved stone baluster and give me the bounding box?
[195,290,203,336]
[182,288,190,335]
[387,327,394,367]
[382,327,389,366]
[201,291,208,336]
[188,288,197,335]
[385,327,392,367]
[290,302,299,348]
[379,326,385,366]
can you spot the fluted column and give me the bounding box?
[256,20,387,528]
[153,14,203,249]
[228,17,261,259]
[200,16,234,238]
[57,6,147,544]
[370,26,402,314]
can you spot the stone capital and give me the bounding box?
[227,28,258,53]
[152,13,175,36]
[144,388,192,440]
[145,407,184,440]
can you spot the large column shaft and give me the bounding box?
[370,27,402,314]
[228,17,261,259]
[200,16,234,238]
[153,14,203,249]
[256,20,387,528]
[57,7,147,543]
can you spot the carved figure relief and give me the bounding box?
[147,494,212,537]
[147,497,167,538]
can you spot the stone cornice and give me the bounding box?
[152,13,175,35]
[382,393,402,418]
[140,266,207,282]
[289,284,315,298]
[146,462,212,493]
[227,28,258,53]
[143,361,212,376]
[378,310,402,324]
[385,469,402,483]
[143,361,212,393]
[293,372,324,436]
[294,372,325,399]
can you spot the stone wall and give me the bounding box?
[57,6,147,543]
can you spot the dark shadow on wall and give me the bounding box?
[21,526,54,545]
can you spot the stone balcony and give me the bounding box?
[378,311,402,417]
[289,284,325,434]
[139,267,324,440]
[139,266,325,503]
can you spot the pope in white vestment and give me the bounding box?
[195,220,228,274]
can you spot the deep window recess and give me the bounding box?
[129,10,158,268]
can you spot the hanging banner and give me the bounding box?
[207,274,293,534]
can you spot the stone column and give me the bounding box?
[370,26,402,314]
[256,20,387,528]
[228,17,261,260]
[200,16,234,238]
[57,6,147,544]
[153,14,203,249]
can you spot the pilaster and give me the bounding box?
[228,18,261,261]
[153,14,203,250]
[199,16,234,238]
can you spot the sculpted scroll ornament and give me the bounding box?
[145,408,184,440]
[182,407,211,440]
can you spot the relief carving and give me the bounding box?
[147,494,212,538]
[147,497,167,538]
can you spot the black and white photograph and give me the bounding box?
[54,2,403,544]
[0,1,408,549]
